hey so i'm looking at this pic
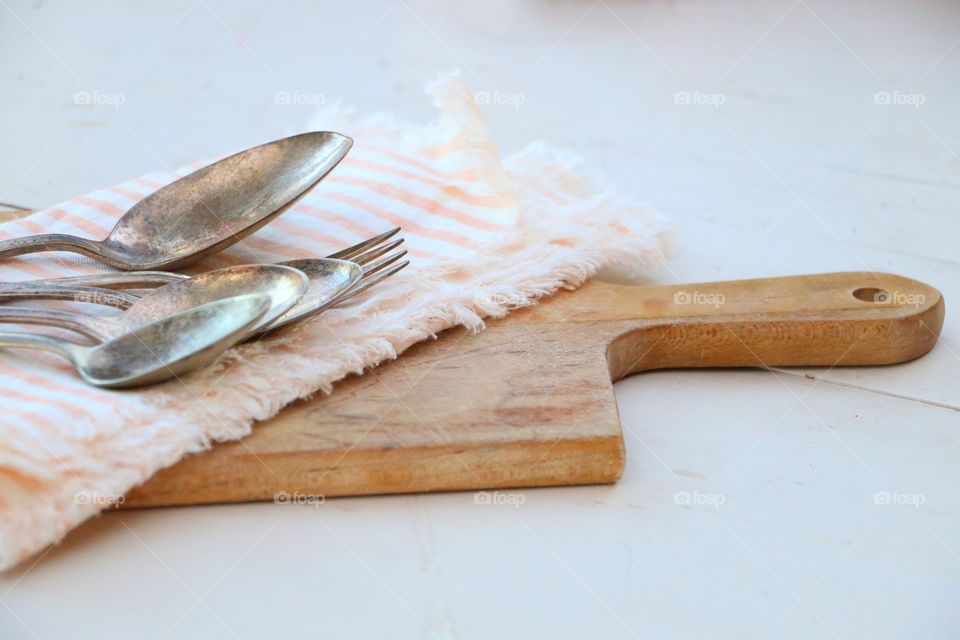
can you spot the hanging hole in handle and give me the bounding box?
[853,287,890,303]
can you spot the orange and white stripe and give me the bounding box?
[0,72,668,570]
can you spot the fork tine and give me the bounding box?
[326,260,409,309]
[327,227,401,261]
[345,260,409,298]
[354,238,407,273]
[352,238,405,267]
[361,249,408,277]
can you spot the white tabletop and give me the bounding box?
[2,1,959,638]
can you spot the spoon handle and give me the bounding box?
[0,307,113,342]
[0,331,76,362]
[0,233,105,260]
[0,283,139,308]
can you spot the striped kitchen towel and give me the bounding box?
[0,72,669,569]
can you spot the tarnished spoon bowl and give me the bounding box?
[0,131,353,270]
[261,258,362,332]
[0,294,271,388]
[123,264,310,335]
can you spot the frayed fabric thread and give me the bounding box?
[0,71,669,569]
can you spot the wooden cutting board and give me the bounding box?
[124,272,944,507]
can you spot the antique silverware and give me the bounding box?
[0,132,352,270]
[0,253,405,340]
[0,294,271,388]
[0,264,317,341]
[0,228,409,334]
[17,227,405,290]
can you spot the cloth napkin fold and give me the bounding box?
[0,72,669,570]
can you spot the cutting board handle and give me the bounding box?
[598,272,945,380]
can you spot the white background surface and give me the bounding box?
[2,1,959,638]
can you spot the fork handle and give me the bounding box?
[0,306,111,342]
[0,331,75,361]
[30,271,186,290]
[0,283,139,308]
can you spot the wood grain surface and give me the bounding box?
[124,271,944,507]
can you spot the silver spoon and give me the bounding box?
[0,132,352,270]
[0,264,327,342]
[0,293,271,388]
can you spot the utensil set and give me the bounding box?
[0,133,408,387]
